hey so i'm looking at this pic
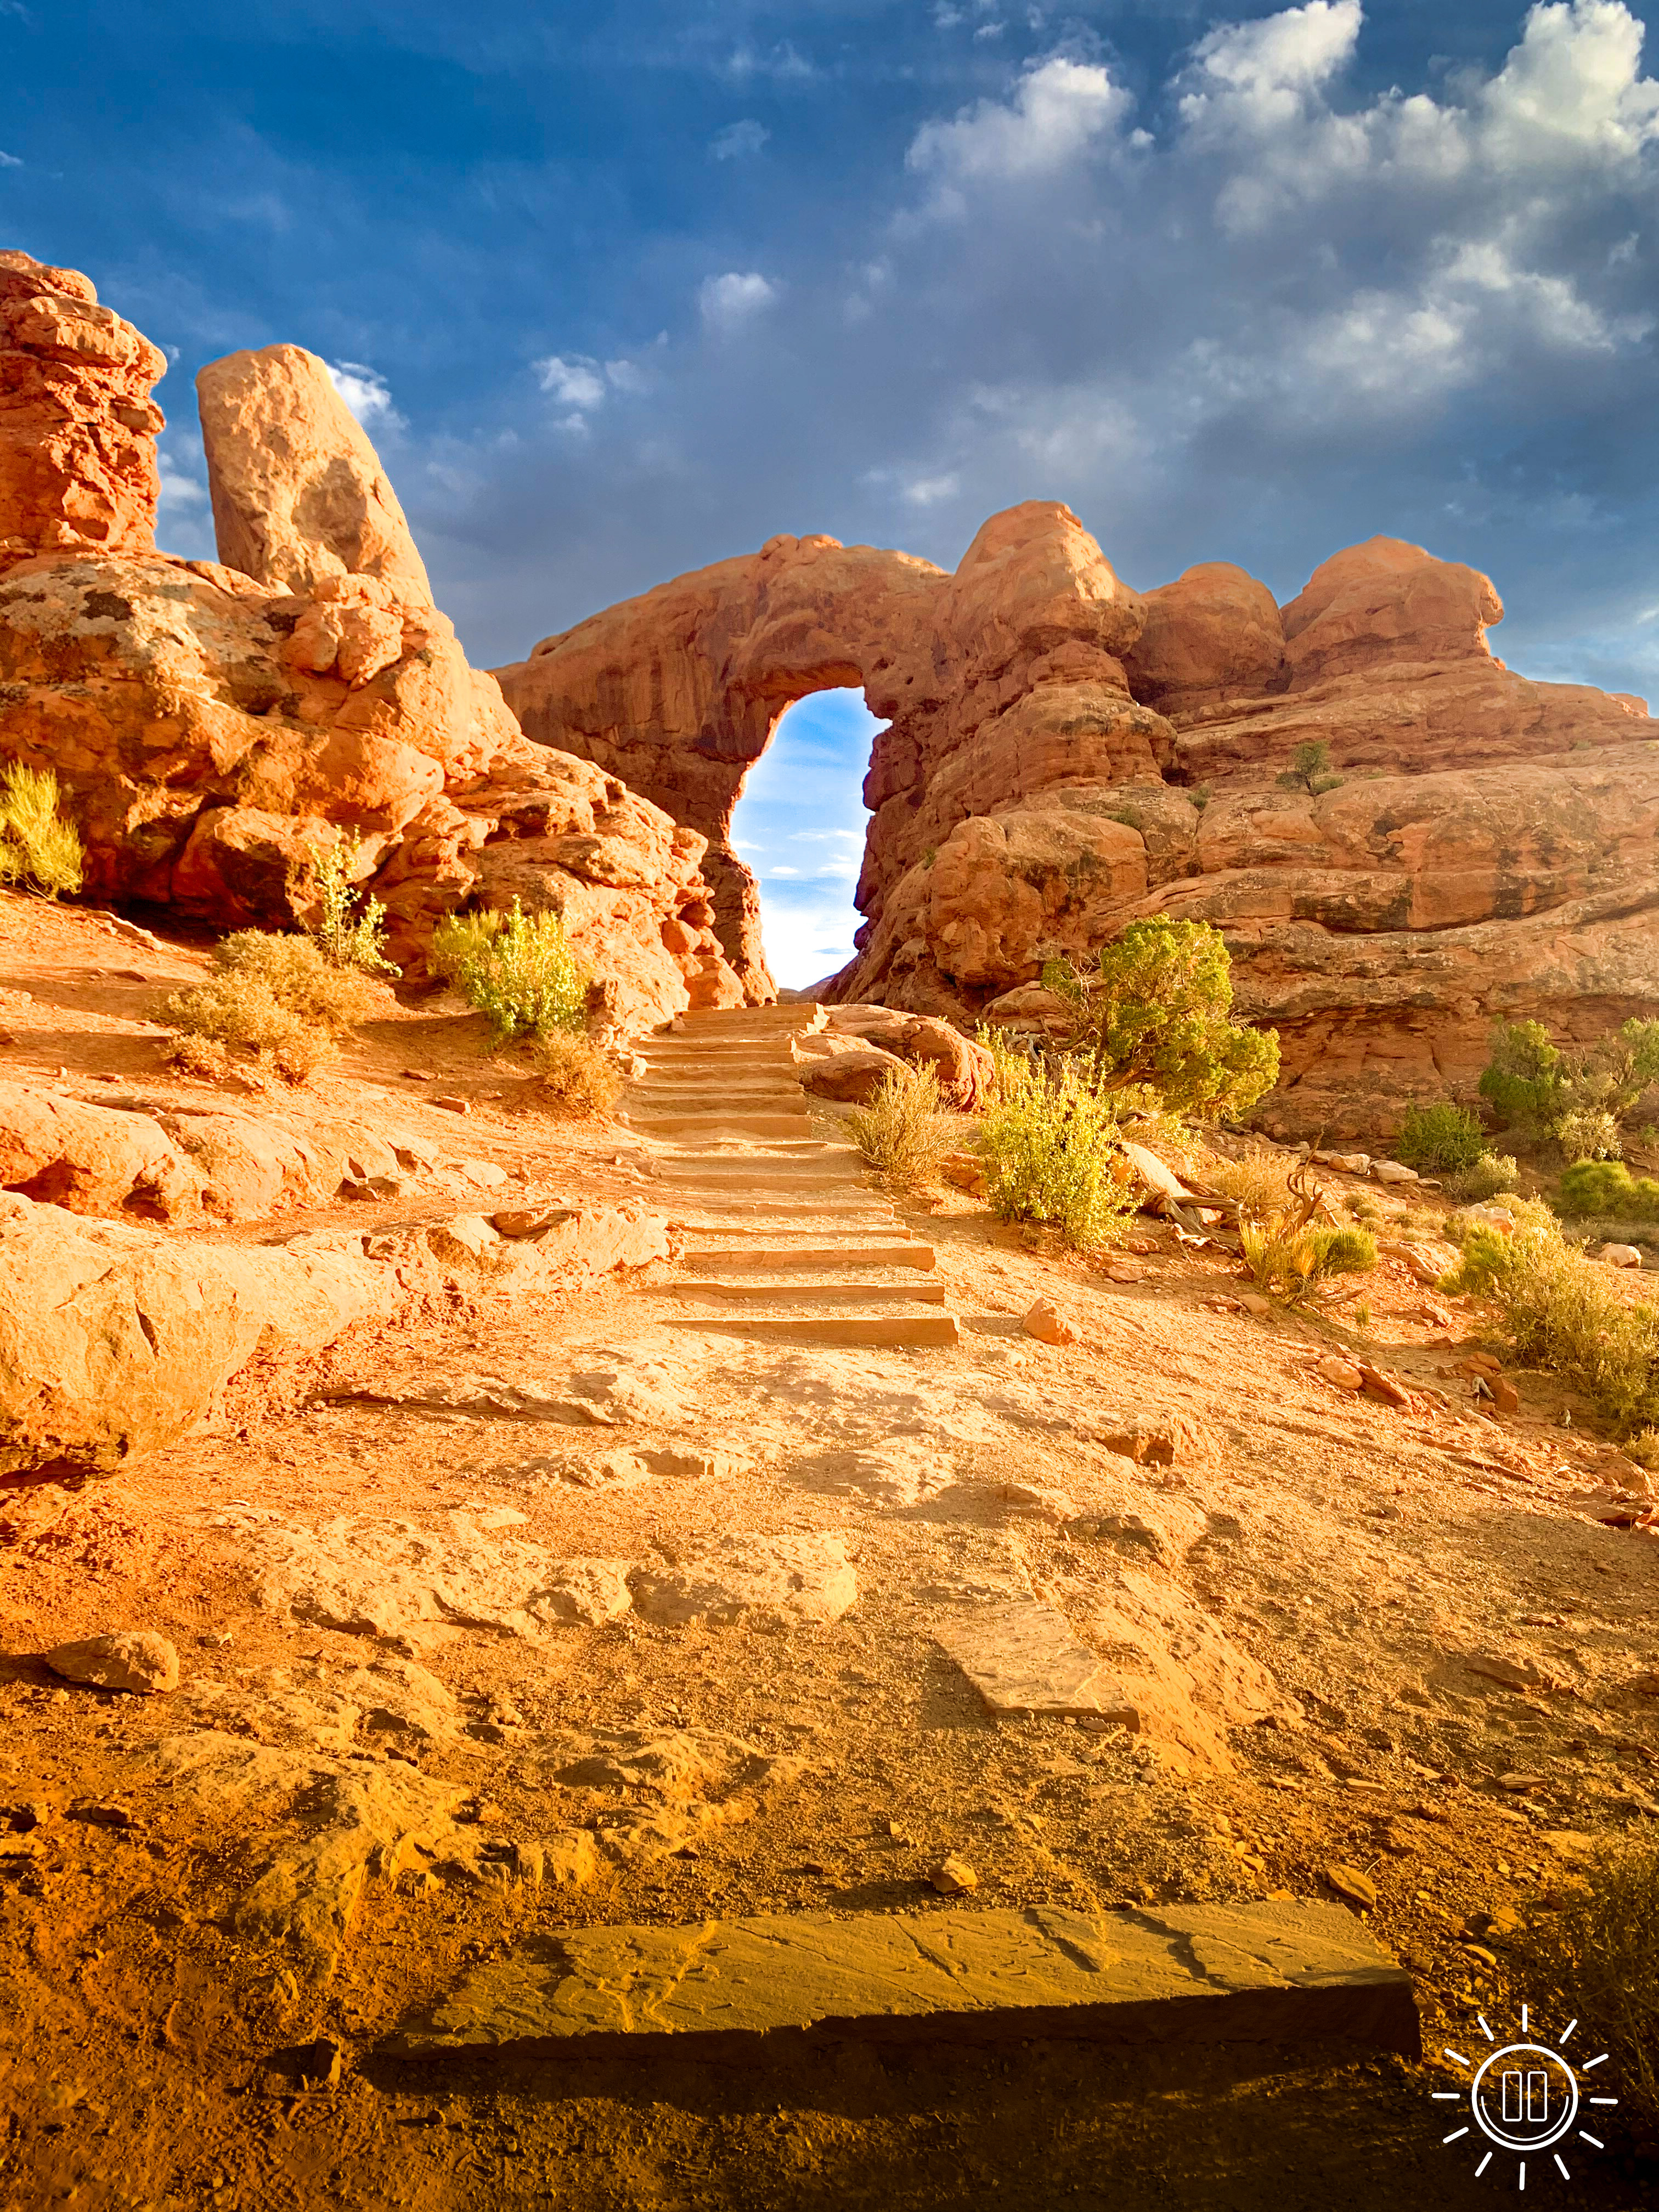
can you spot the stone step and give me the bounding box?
[387,1900,1420,2063]
[656,1165,868,1189]
[664,1280,950,1306]
[663,1201,895,1221]
[674,1313,962,1348]
[627,1112,811,1139]
[631,1082,804,1103]
[680,1243,936,1272]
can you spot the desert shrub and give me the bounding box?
[1393,1101,1487,1175]
[1441,1152,1519,1203]
[521,1029,623,1119]
[1481,1015,1659,1157]
[301,833,399,976]
[162,971,329,1084]
[847,1065,952,1194]
[1626,1426,1659,1470]
[432,900,586,1040]
[161,932,390,1085]
[1479,1018,1566,1136]
[0,762,83,899]
[164,1032,232,1082]
[1559,1159,1659,1220]
[1556,1105,1622,1162]
[1242,1219,1377,1304]
[1514,1842,1659,2145]
[1201,1147,1299,1224]
[1040,917,1280,1121]
[1441,1209,1659,1432]
[977,1054,1139,1250]
[1275,740,1344,796]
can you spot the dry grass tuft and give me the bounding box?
[848,1065,953,1194]
[1201,1147,1299,1224]
[1240,1219,1377,1304]
[0,762,83,899]
[519,1030,623,1120]
[161,932,392,1085]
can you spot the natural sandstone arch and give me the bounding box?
[495,509,1658,1133]
[492,503,1156,998]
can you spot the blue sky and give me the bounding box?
[6,2,1659,978]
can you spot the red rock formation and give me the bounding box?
[496,501,1161,997]
[499,513,1658,1131]
[0,258,741,1029]
[196,346,433,602]
[0,250,166,572]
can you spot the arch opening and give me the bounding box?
[727,686,887,994]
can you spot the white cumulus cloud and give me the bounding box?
[324,360,404,430]
[699,270,778,330]
[907,54,1130,190]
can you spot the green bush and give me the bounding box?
[0,762,83,899]
[1394,1102,1487,1174]
[847,1065,952,1194]
[1442,1153,1519,1203]
[1558,1159,1659,1220]
[1479,1019,1566,1135]
[1441,1208,1659,1432]
[1514,1843,1659,2146]
[1276,740,1344,796]
[1040,917,1280,1122]
[1241,1219,1377,1304]
[1481,1015,1659,1157]
[977,1054,1140,1250]
[432,899,587,1040]
[161,932,391,1085]
[301,833,399,976]
[1557,1105,1622,1162]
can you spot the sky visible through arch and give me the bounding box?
[7,0,1659,890]
[730,689,883,988]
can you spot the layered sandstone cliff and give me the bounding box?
[0,256,740,1026]
[498,512,1657,1132]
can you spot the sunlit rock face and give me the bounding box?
[497,511,1657,1132]
[0,257,741,1029]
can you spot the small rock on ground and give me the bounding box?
[46,1631,178,1695]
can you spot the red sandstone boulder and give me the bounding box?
[0,252,166,573]
[195,345,433,602]
[1123,562,1286,713]
[1279,537,1502,687]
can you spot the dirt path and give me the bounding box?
[2,917,1657,2208]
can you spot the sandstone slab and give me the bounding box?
[386,1899,1420,2062]
[629,1532,857,1627]
[936,1603,1122,1719]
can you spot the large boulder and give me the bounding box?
[195,345,433,602]
[0,1193,396,1481]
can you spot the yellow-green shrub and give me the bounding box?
[977,1053,1139,1250]
[1241,1219,1377,1304]
[432,900,587,1039]
[0,763,83,899]
[1441,1208,1659,1432]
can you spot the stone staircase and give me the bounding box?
[624,1005,962,1349]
